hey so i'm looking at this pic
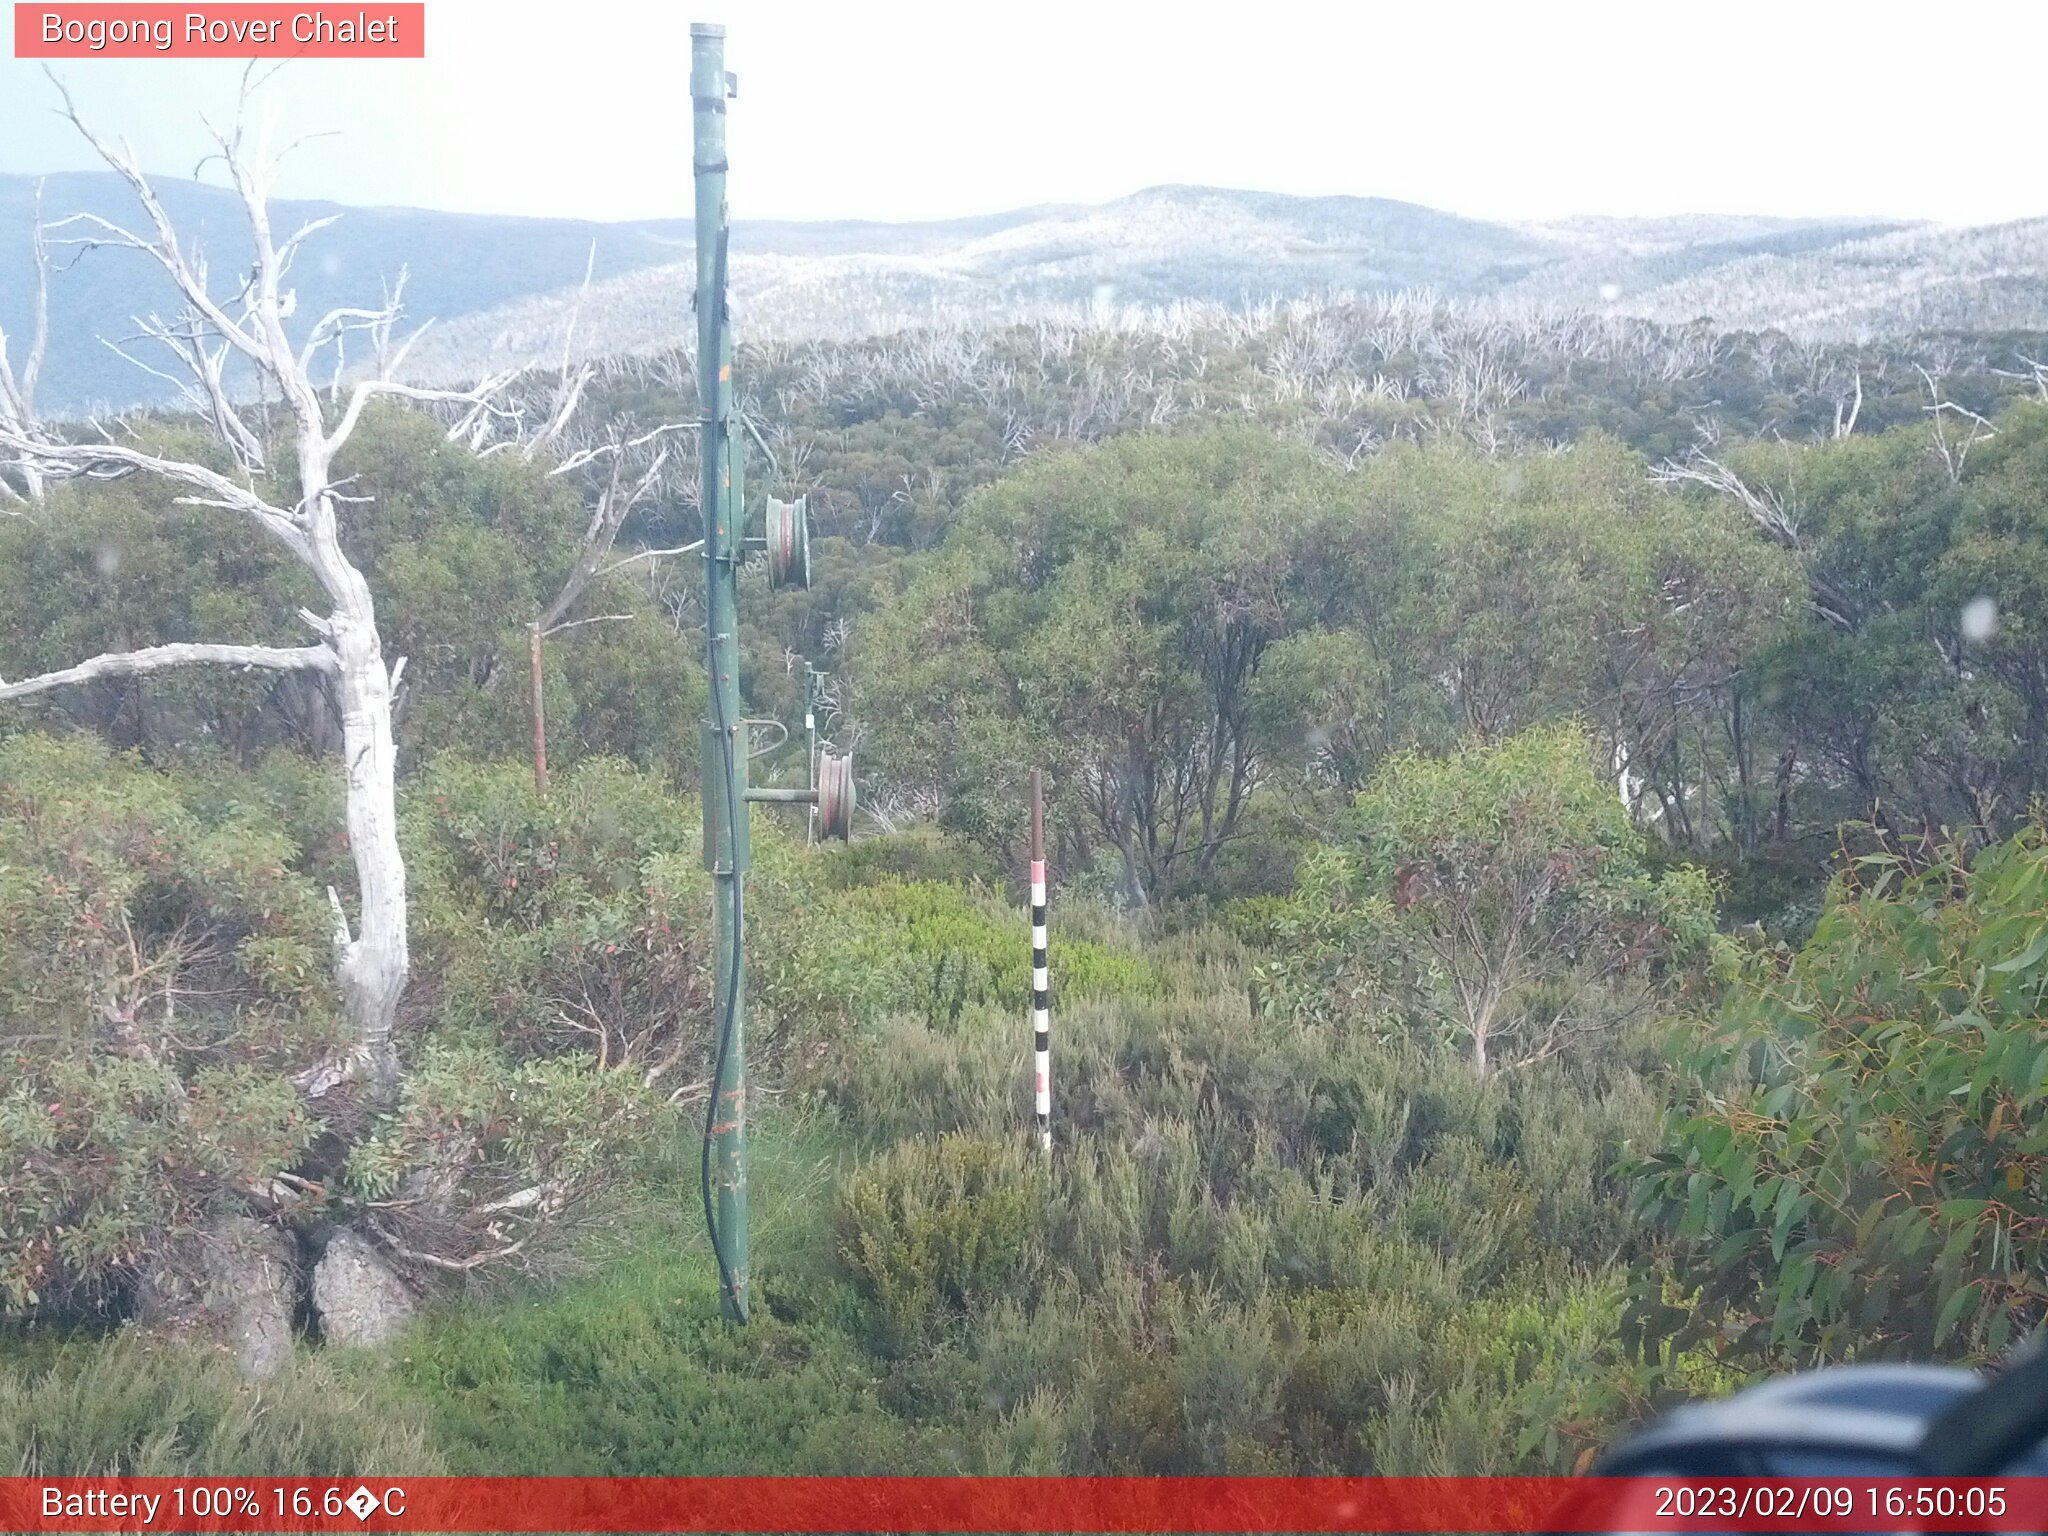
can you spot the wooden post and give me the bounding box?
[1030,769,1050,1151]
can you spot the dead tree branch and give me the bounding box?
[1651,449,1860,631]
[0,641,335,700]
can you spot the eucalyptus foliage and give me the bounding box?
[1631,822,2048,1367]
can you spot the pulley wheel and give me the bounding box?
[766,495,811,591]
[817,750,855,841]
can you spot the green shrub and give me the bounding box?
[1232,846,1404,1033]
[815,880,1158,1033]
[0,741,726,1318]
[835,1134,1048,1350]
[339,1041,665,1270]
[823,1014,1023,1145]
[813,946,1665,1469]
[0,735,334,1315]
[1349,724,1721,1071]
[404,755,711,1077]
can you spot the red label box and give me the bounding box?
[7,1476,2048,1533]
[14,4,425,57]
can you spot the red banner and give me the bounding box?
[13,4,425,58]
[4,1476,2047,1533]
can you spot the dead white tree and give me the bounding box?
[480,269,693,795]
[0,81,518,1097]
[1651,448,1861,632]
[1917,363,1996,483]
[0,178,52,502]
[1831,365,1863,440]
[1989,352,2048,404]
[522,423,688,795]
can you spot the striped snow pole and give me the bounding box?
[1030,769,1050,1151]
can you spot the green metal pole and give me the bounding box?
[693,20,748,1324]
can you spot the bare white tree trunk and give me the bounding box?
[0,80,518,1098]
[1831,366,1863,440]
[0,178,51,503]
[328,601,407,1091]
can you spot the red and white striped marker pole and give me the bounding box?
[1030,769,1051,1151]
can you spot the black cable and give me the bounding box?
[700,552,747,1323]
[699,215,748,1323]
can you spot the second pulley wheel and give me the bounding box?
[766,495,810,591]
[816,749,855,840]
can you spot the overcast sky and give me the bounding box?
[4,0,2043,227]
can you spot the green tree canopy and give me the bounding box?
[1352,724,1718,1072]
[856,426,1334,900]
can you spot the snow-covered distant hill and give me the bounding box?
[390,191,1933,385]
[1564,217,2048,338]
[8,172,2045,410]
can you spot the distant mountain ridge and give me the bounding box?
[3,172,2041,412]
[0,171,1065,410]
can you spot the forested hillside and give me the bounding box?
[4,174,2048,1479]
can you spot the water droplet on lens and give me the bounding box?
[1961,596,1998,642]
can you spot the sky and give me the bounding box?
[3,0,2045,228]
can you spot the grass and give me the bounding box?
[351,1101,963,1475]
[0,1101,885,1478]
[0,1332,442,1478]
